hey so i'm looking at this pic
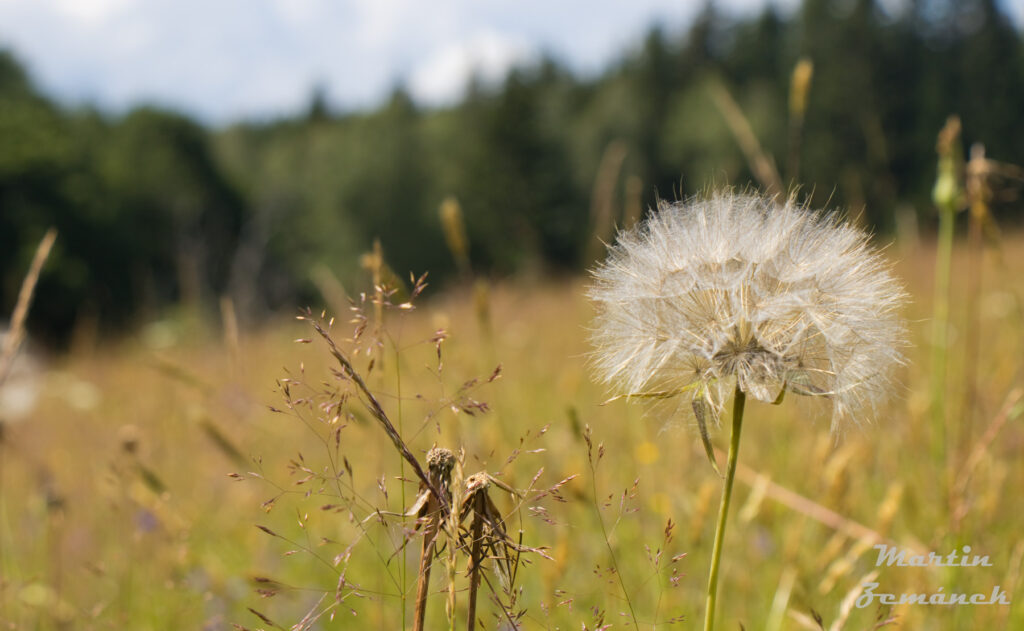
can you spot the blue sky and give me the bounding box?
[1,0,1021,124]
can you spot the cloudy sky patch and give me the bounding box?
[0,0,1019,123]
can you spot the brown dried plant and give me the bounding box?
[238,263,562,630]
[410,447,454,631]
[0,228,56,387]
[459,470,524,631]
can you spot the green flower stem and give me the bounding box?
[703,385,746,631]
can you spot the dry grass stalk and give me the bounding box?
[951,387,1024,527]
[360,241,411,309]
[440,197,472,277]
[586,140,628,264]
[719,447,927,556]
[999,540,1024,628]
[291,304,551,629]
[787,58,814,182]
[465,483,486,631]
[370,238,384,327]
[446,455,465,629]
[959,144,989,444]
[358,237,412,373]
[829,569,881,631]
[473,279,492,344]
[307,313,449,520]
[765,565,797,631]
[198,416,248,467]
[787,567,894,631]
[458,471,520,631]
[0,228,57,387]
[944,140,994,535]
[708,79,784,197]
[874,482,903,534]
[412,447,455,631]
[787,609,824,630]
[816,531,849,572]
[310,263,350,316]
[623,175,644,230]
[818,536,874,595]
[150,355,214,395]
[957,144,1023,493]
[737,472,768,523]
[0,228,52,605]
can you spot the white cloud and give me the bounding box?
[2,0,1017,123]
[409,30,534,105]
[0,0,733,121]
[49,0,131,24]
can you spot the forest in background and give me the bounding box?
[2,0,1022,344]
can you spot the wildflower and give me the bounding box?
[588,191,906,431]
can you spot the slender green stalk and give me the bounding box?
[703,386,746,631]
[930,195,954,486]
[586,448,640,629]
[930,115,962,504]
[395,346,407,631]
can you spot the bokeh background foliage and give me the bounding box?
[3,0,1023,343]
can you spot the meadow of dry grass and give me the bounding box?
[1,230,1023,630]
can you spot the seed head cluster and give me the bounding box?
[588,192,907,429]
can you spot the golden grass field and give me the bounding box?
[1,230,1023,630]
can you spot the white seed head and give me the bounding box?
[588,191,907,430]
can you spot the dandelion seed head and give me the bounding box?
[588,191,907,430]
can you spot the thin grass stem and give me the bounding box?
[586,445,640,630]
[395,345,407,630]
[930,115,961,511]
[930,194,954,499]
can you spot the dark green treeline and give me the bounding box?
[2,0,1022,342]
